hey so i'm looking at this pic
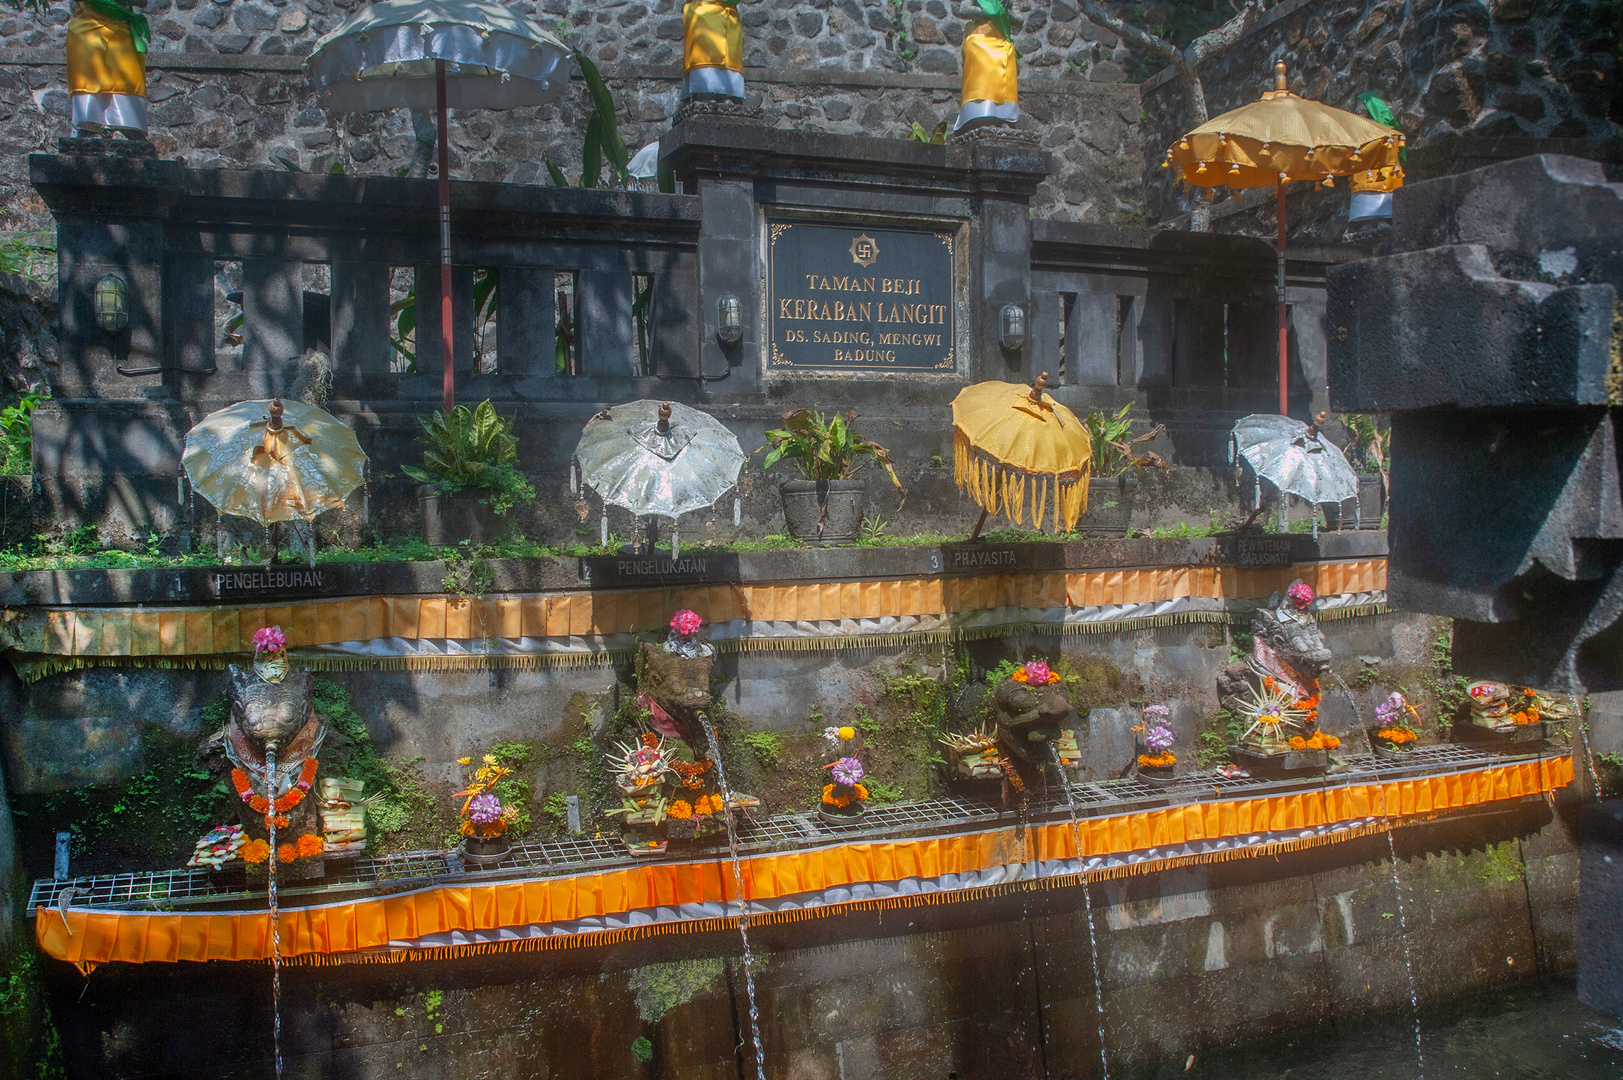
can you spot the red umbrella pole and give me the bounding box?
[1276,182,1288,416]
[436,59,454,415]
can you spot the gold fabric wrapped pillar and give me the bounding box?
[955,21,1018,130]
[681,0,744,100]
[66,0,150,136]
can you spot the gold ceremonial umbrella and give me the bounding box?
[183,398,367,528]
[953,373,1091,539]
[1165,62,1403,415]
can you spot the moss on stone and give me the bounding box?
[626,957,725,1023]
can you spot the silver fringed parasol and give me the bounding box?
[306,0,573,112]
[1230,414,1360,533]
[574,401,746,555]
[306,0,573,415]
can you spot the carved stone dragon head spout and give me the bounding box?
[1251,581,1332,688]
[229,666,313,748]
[635,640,714,744]
[991,665,1074,765]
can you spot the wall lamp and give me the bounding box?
[94,273,129,334]
[998,303,1026,352]
[716,293,743,345]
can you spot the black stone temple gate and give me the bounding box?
[30,122,1342,539]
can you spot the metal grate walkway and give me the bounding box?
[27,741,1564,915]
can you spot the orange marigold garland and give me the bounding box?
[232,757,319,824]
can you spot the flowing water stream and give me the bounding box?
[698,712,766,1080]
[1051,745,1111,1080]
[265,743,283,1080]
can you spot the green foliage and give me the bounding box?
[402,399,536,516]
[1598,751,1623,800]
[0,392,38,476]
[1479,840,1526,884]
[0,230,54,285]
[1196,707,1246,768]
[0,945,64,1080]
[758,407,903,490]
[1338,412,1390,492]
[487,740,537,837]
[1427,620,1469,724]
[863,778,903,803]
[1082,403,1167,479]
[540,791,571,824]
[906,120,948,143]
[441,542,498,598]
[631,1036,654,1064]
[544,49,630,189]
[743,730,783,771]
[627,957,725,1022]
[12,725,234,868]
[389,282,418,371]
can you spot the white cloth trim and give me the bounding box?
[681,66,745,100]
[72,92,148,134]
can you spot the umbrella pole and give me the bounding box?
[436,59,455,416]
[1276,182,1288,417]
[969,507,989,542]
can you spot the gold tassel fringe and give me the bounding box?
[954,432,1089,533]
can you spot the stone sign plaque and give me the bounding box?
[579,553,741,589]
[1233,536,1295,568]
[767,219,957,374]
[210,567,328,599]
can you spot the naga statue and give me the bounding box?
[1218,580,1339,773]
[1218,579,1331,708]
[613,610,758,854]
[942,660,1079,804]
[204,627,329,876]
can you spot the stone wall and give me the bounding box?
[1140,0,1622,237]
[0,0,1149,231]
[34,797,1582,1078]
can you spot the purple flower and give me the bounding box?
[1144,723,1175,753]
[1374,692,1407,726]
[830,756,865,786]
[1143,704,1170,719]
[468,793,503,824]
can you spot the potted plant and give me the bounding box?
[758,408,902,545]
[1134,704,1177,786]
[1076,404,1166,537]
[819,725,869,823]
[453,753,515,868]
[403,399,536,546]
[1329,412,1388,530]
[1369,691,1419,760]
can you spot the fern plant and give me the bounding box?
[1082,403,1168,479]
[402,399,536,515]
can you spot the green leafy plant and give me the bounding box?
[631,1036,654,1064]
[743,730,783,770]
[1338,412,1390,494]
[544,50,631,189]
[906,120,948,143]
[402,399,536,515]
[0,392,38,475]
[758,408,903,490]
[1083,404,1167,479]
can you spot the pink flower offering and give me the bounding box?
[1023,660,1057,685]
[252,626,287,653]
[1286,581,1315,610]
[669,609,703,636]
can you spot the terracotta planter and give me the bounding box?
[781,479,866,545]
[420,486,507,546]
[458,834,511,869]
[1073,476,1136,537]
[1324,473,1387,531]
[1136,764,1177,787]
[818,803,865,825]
[1367,729,1416,761]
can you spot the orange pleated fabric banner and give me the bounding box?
[37,754,1567,968]
[18,559,1388,658]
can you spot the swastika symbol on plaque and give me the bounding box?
[849,233,879,267]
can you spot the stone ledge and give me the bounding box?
[0,532,1388,608]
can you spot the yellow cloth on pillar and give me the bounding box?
[67,3,146,97]
[961,25,1017,106]
[1350,164,1404,193]
[683,1,743,73]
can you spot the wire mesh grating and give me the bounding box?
[27,741,1561,915]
